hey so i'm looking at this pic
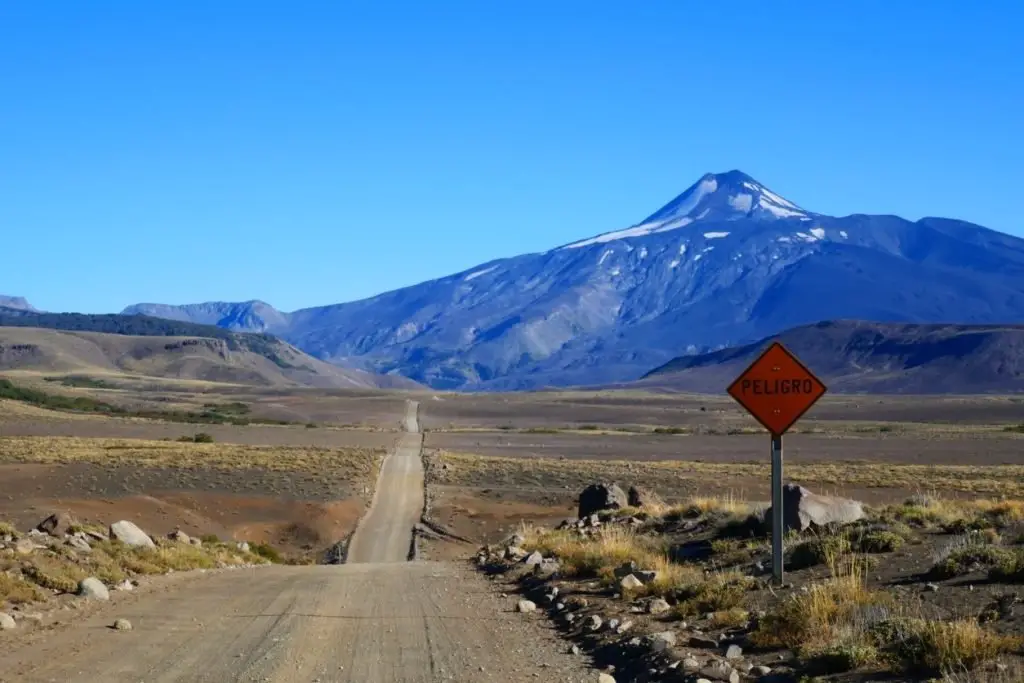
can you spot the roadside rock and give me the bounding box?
[627,485,651,508]
[647,631,676,652]
[516,600,537,613]
[700,662,739,683]
[725,644,743,660]
[112,618,132,631]
[522,550,544,566]
[613,561,638,579]
[647,598,671,614]
[578,483,628,519]
[109,521,155,548]
[169,529,191,544]
[0,613,16,630]
[236,541,250,553]
[682,657,701,671]
[768,483,864,532]
[598,674,616,683]
[37,512,75,537]
[620,574,643,590]
[78,577,110,601]
[585,614,603,631]
[750,665,773,676]
[15,538,35,556]
[67,534,92,553]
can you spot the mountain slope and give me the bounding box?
[0,309,419,389]
[121,300,288,333]
[122,170,1024,390]
[0,326,420,389]
[637,320,1024,394]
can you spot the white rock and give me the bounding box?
[113,618,132,631]
[109,521,155,548]
[0,612,16,630]
[598,674,616,683]
[648,631,676,652]
[516,600,537,613]
[619,574,643,590]
[78,577,110,601]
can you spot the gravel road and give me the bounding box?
[0,400,594,682]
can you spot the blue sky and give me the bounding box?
[2,1,1020,313]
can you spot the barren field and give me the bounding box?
[0,436,388,560]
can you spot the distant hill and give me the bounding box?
[638,320,1024,394]
[0,310,420,389]
[0,296,37,312]
[122,170,1024,391]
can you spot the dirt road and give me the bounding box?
[0,400,592,682]
[346,400,424,563]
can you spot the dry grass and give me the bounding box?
[439,450,1024,498]
[0,435,384,475]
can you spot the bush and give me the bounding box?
[930,542,1011,580]
[872,618,1018,676]
[789,534,852,570]
[193,432,214,443]
[248,542,283,563]
[854,530,905,553]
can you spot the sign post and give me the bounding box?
[727,342,827,585]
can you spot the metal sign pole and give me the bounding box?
[771,433,784,585]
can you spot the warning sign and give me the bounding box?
[727,342,827,436]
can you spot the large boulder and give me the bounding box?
[767,483,864,532]
[109,521,155,548]
[578,483,628,519]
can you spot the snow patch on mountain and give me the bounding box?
[704,232,730,239]
[464,265,499,281]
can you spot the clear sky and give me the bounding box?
[2,1,1021,313]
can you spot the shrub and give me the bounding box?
[193,432,215,443]
[873,618,1018,676]
[0,573,45,604]
[930,541,1011,580]
[855,530,905,553]
[789,534,852,570]
[249,542,283,563]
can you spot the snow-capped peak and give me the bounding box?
[561,170,811,249]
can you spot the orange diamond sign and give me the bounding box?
[727,341,827,436]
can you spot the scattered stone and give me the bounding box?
[115,580,134,592]
[109,521,155,548]
[14,538,35,556]
[555,602,566,612]
[767,483,864,532]
[67,534,92,553]
[620,574,643,590]
[615,619,633,634]
[647,631,676,652]
[535,558,560,577]
[614,561,639,580]
[78,577,110,601]
[925,582,940,592]
[516,600,537,613]
[37,512,74,537]
[505,546,527,561]
[635,570,659,584]
[647,598,671,614]
[597,674,616,683]
[523,550,544,566]
[112,618,132,631]
[700,662,739,683]
[750,665,772,676]
[689,634,719,649]
[236,541,250,553]
[0,613,16,630]
[570,644,582,655]
[585,614,603,631]
[682,657,701,672]
[188,537,203,547]
[607,618,620,631]
[169,529,191,544]
[725,644,743,660]
[578,483,628,519]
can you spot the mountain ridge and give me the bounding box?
[635,320,1024,394]
[116,170,1024,390]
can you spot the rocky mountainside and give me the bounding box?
[123,170,1024,390]
[638,320,1024,394]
